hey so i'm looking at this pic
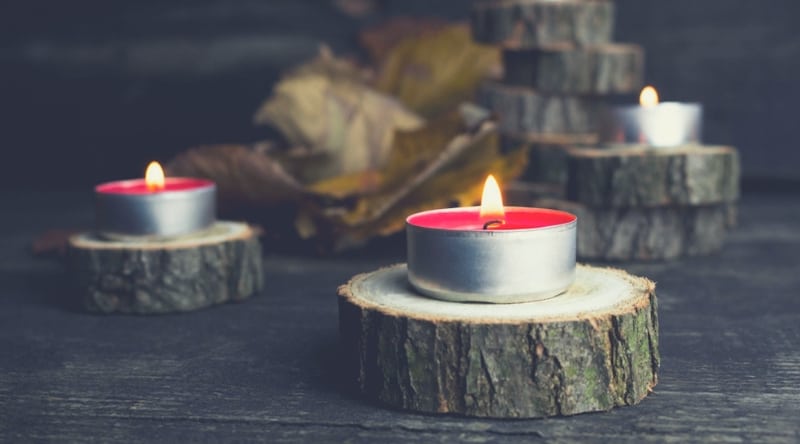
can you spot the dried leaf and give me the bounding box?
[375,24,501,118]
[167,144,307,208]
[253,48,423,182]
[300,109,528,250]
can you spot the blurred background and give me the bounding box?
[2,0,799,190]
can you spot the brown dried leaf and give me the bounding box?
[300,109,528,250]
[253,47,423,182]
[167,144,307,208]
[375,23,501,118]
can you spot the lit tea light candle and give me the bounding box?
[95,161,216,239]
[406,175,576,304]
[606,85,703,147]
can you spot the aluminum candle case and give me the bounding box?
[604,86,703,147]
[95,162,216,239]
[406,206,577,304]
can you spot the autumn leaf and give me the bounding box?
[359,17,448,63]
[167,144,307,209]
[299,109,529,250]
[374,23,501,118]
[253,47,424,182]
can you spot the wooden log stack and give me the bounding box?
[541,144,741,261]
[473,0,644,186]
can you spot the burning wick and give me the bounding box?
[482,220,504,230]
[479,175,505,230]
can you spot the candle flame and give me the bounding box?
[479,175,505,220]
[145,161,166,191]
[639,86,659,108]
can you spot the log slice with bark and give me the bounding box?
[478,81,601,135]
[338,263,659,418]
[566,144,740,207]
[68,222,263,314]
[503,44,644,94]
[537,198,737,261]
[472,0,615,47]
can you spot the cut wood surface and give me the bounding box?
[566,144,740,207]
[503,44,644,94]
[471,0,614,47]
[537,198,737,261]
[478,81,600,135]
[338,263,659,418]
[68,221,263,314]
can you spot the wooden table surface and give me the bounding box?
[1,190,799,443]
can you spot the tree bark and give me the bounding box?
[471,0,614,47]
[536,198,737,261]
[339,264,659,418]
[478,81,600,135]
[68,222,263,314]
[503,44,644,94]
[566,145,740,207]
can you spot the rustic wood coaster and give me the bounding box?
[68,222,264,314]
[503,44,644,94]
[338,264,659,418]
[566,144,740,207]
[537,198,737,261]
[471,0,614,47]
[478,81,600,135]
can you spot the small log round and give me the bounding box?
[471,0,614,47]
[536,198,737,261]
[501,135,575,185]
[338,264,659,418]
[566,144,740,207]
[68,222,264,314]
[503,44,644,94]
[478,81,600,135]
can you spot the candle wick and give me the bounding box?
[483,220,504,230]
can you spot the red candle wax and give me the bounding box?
[406,207,576,231]
[96,178,214,195]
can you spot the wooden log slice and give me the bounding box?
[536,198,737,261]
[339,264,659,418]
[471,0,614,47]
[478,81,601,135]
[68,222,264,314]
[566,144,740,207]
[503,44,644,94]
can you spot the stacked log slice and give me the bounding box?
[553,144,740,261]
[473,0,644,186]
[502,44,645,95]
[472,0,615,47]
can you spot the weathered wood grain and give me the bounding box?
[503,44,644,94]
[478,81,601,135]
[566,144,740,207]
[67,222,263,314]
[537,198,737,261]
[471,0,614,47]
[338,264,659,418]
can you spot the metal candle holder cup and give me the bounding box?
[95,179,216,240]
[406,207,577,304]
[604,102,703,147]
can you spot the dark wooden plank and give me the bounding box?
[1,191,800,442]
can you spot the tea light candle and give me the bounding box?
[606,85,702,147]
[406,176,577,304]
[95,161,216,239]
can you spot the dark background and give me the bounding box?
[2,0,799,190]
